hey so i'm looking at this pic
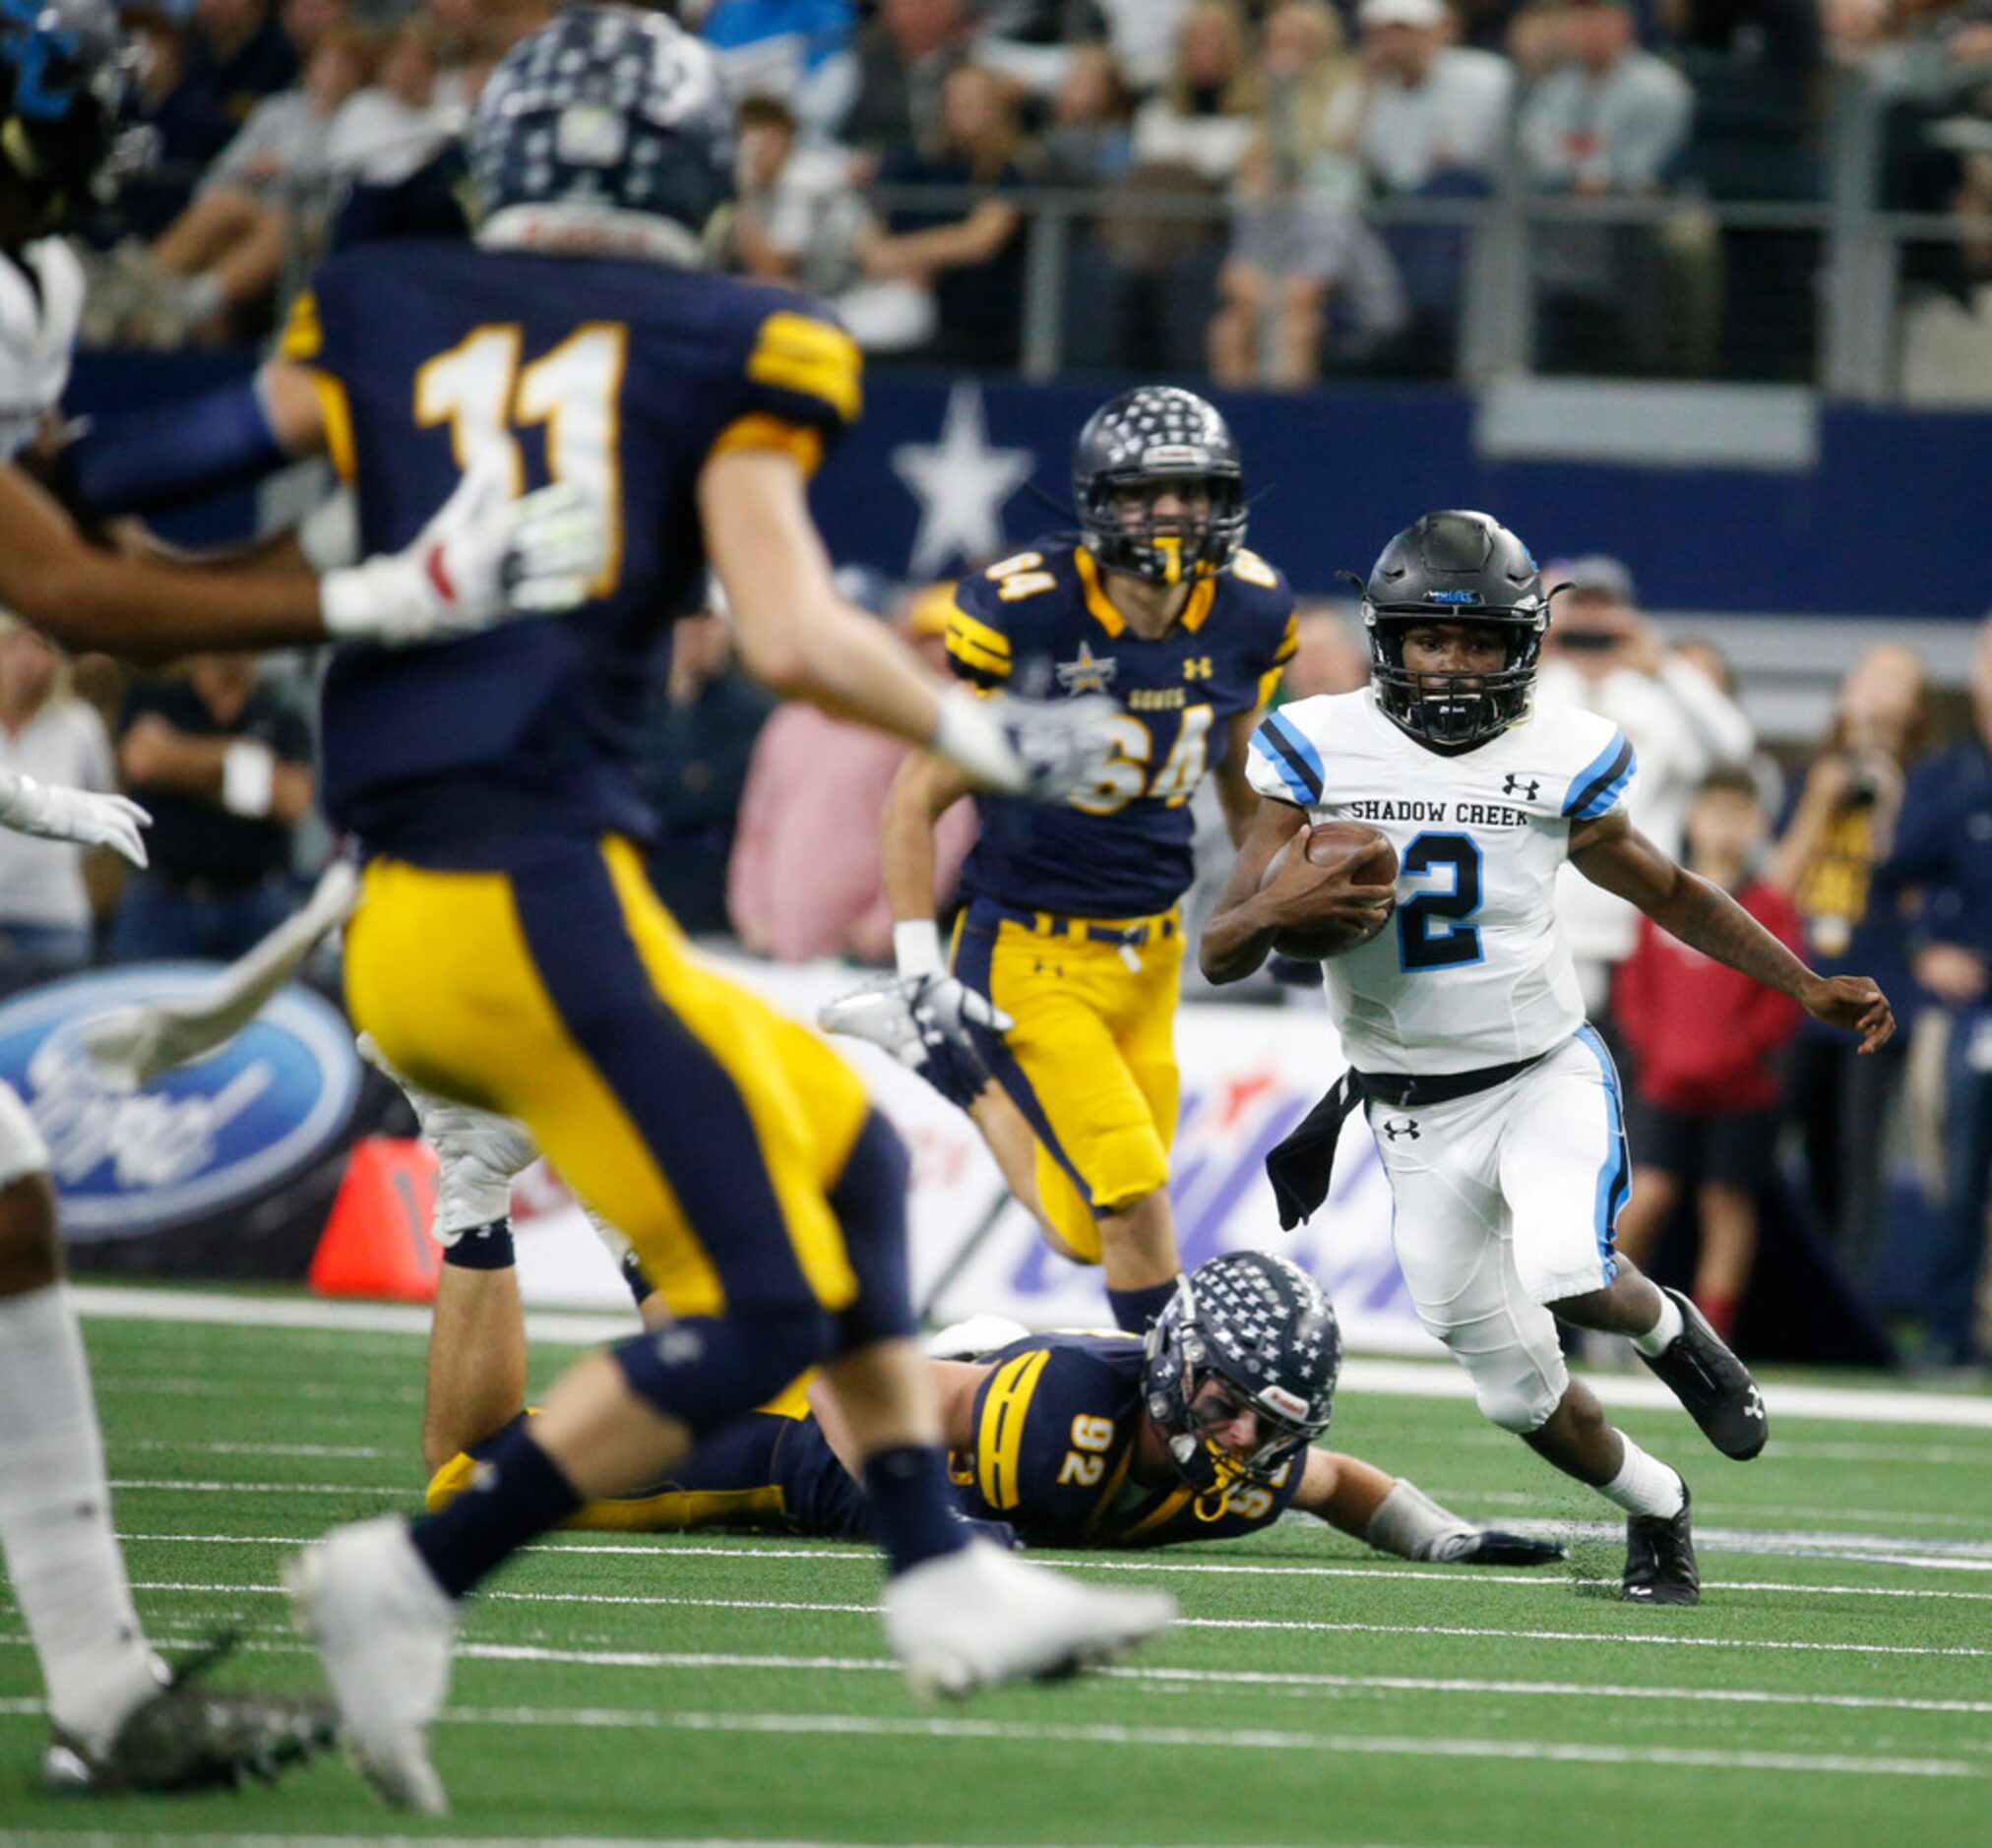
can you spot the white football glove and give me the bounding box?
[355,1033,540,1244]
[83,861,359,1090]
[820,972,1011,1109]
[0,770,150,866]
[318,455,610,647]
[931,688,1119,802]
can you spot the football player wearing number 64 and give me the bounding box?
[1203,511,1894,1607]
[826,387,1297,1340]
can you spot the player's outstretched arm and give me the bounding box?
[1199,795,1314,984]
[700,448,1114,801]
[0,451,606,663]
[1292,1451,1566,1567]
[1570,810,1895,1052]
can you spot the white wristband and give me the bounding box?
[894,919,944,978]
[930,687,1024,795]
[220,740,277,818]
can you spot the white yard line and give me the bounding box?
[71,1285,1992,1430]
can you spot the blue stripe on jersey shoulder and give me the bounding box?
[1562,730,1637,820]
[1254,710,1325,806]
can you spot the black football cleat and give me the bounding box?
[1637,1287,1769,1460]
[1431,1529,1569,1568]
[42,1634,336,1796]
[1623,1486,1699,1607]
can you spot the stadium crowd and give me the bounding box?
[56,0,1992,385]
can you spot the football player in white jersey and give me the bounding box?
[0,0,614,1793]
[1202,512,1892,1605]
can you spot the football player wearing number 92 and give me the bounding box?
[827,387,1297,1340]
[74,8,1170,1814]
[1203,511,1895,1606]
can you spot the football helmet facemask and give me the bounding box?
[1073,385,1246,588]
[1357,509,1552,755]
[1143,1252,1340,1507]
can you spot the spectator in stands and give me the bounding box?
[110,4,238,245]
[974,0,1112,102]
[1660,0,1825,381]
[840,0,970,164]
[280,0,346,60]
[1129,0,1262,182]
[324,14,452,186]
[640,604,774,937]
[862,62,1030,365]
[1518,0,1693,374]
[730,585,975,965]
[111,655,312,963]
[1612,767,1804,1342]
[1324,0,1516,375]
[105,19,374,347]
[1094,0,1196,94]
[1873,618,1992,1371]
[726,95,867,284]
[0,620,115,996]
[1772,643,1926,1286]
[1065,1,1254,371]
[1040,41,1138,185]
[1208,0,1406,384]
[699,0,858,141]
[186,0,301,134]
[1537,554,1754,1016]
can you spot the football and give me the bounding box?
[1262,821,1400,960]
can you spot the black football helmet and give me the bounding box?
[0,0,132,226]
[1143,1252,1340,1509]
[469,5,733,261]
[1073,385,1246,587]
[1358,510,1552,755]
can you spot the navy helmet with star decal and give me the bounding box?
[468,4,733,264]
[1073,385,1246,588]
[1356,509,1552,756]
[1144,1251,1340,1497]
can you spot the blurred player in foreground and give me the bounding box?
[1203,511,1893,1606]
[827,387,1296,1336]
[79,9,1167,1813]
[0,0,605,1796]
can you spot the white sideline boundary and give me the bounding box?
[70,1285,1992,1430]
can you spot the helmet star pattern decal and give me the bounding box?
[1073,386,1247,588]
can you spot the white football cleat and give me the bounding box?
[285,1517,458,1815]
[881,1539,1174,1698]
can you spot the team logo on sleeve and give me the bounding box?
[1502,773,1541,801]
[1055,641,1117,696]
[1378,1117,1421,1142]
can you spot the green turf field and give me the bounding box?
[3,1291,1988,1848]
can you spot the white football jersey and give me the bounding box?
[0,238,83,462]
[1245,689,1637,1075]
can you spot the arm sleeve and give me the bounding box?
[944,574,1014,688]
[1246,706,1325,809]
[709,302,864,480]
[1559,723,1639,822]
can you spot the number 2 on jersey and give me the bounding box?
[1397,832,1483,970]
[414,322,628,597]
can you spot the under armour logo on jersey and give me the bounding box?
[1502,772,1540,800]
[1379,1117,1421,1141]
[1183,656,1214,680]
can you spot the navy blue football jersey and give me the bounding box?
[948,541,1295,918]
[950,1330,1303,1548]
[280,240,861,864]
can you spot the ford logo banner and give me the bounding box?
[0,965,362,1242]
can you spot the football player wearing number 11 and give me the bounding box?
[1204,512,1895,1606]
[829,387,1296,1337]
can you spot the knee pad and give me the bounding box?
[611,1303,832,1442]
[827,1110,916,1351]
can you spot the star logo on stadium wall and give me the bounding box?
[891,381,1035,579]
